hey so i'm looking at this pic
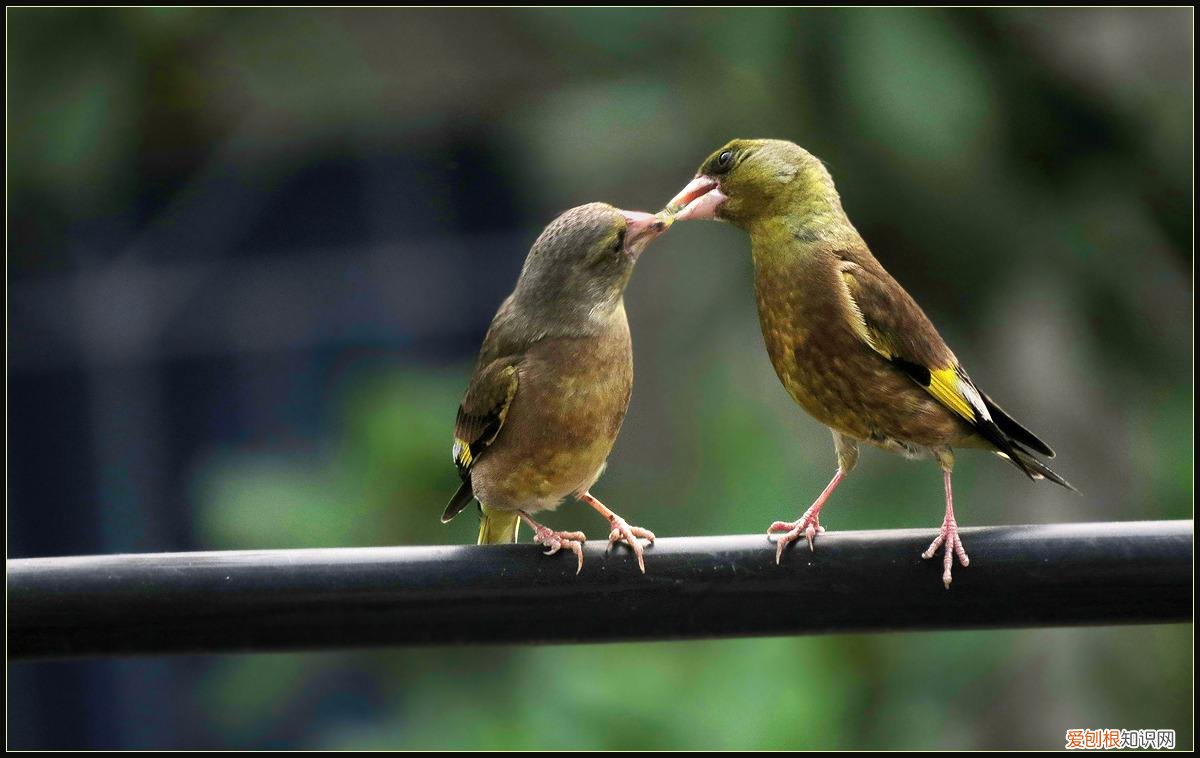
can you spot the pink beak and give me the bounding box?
[666,175,728,221]
[619,209,669,260]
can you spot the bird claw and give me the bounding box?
[532,526,587,575]
[767,507,825,563]
[606,516,655,573]
[922,517,969,589]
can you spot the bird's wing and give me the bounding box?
[442,295,537,523]
[836,255,1068,486]
[440,354,521,523]
[837,257,1011,439]
[452,355,521,480]
[834,257,969,411]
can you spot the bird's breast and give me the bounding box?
[470,327,633,512]
[750,249,963,449]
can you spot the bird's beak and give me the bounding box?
[665,175,727,221]
[620,209,670,260]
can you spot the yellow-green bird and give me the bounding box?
[666,138,1073,588]
[442,202,669,573]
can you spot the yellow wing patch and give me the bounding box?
[927,367,990,423]
[453,438,473,469]
[927,368,974,420]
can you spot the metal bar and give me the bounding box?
[8,520,1192,660]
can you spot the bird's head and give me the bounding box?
[665,139,839,231]
[515,202,669,317]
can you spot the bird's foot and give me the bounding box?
[606,516,655,573]
[531,525,588,575]
[767,504,826,563]
[922,516,969,589]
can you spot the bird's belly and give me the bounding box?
[472,343,632,513]
[758,302,965,452]
[476,421,618,510]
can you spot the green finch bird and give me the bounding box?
[666,138,1073,588]
[441,202,670,573]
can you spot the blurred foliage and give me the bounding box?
[8,6,1192,750]
[195,372,461,549]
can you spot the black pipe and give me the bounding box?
[8,520,1192,660]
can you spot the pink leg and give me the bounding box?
[767,469,845,563]
[579,492,655,573]
[519,511,587,575]
[921,469,970,588]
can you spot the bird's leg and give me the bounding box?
[921,468,970,589]
[768,469,845,562]
[519,511,586,575]
[578,491,655,573]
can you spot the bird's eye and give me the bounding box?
[613,228,626,252]
[716,150,734,170]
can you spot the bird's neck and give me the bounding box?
[747,193,860,270]
[510,288,627,340]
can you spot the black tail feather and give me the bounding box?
[979,390,1055,458]
[441,480,475,523]
[969,402,1076,492]
[1002,444,1079,493]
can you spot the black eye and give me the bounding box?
[716,150,734,170]
[613,228,626,251]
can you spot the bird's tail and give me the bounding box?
[1001,445,1079,493]
[970,393,1077,493]
[442,480,475,524]
[477,504,521,544]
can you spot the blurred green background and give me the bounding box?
[8,7,1192,749]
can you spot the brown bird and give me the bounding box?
[666,138,1073,588]
[441,202,669,573]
